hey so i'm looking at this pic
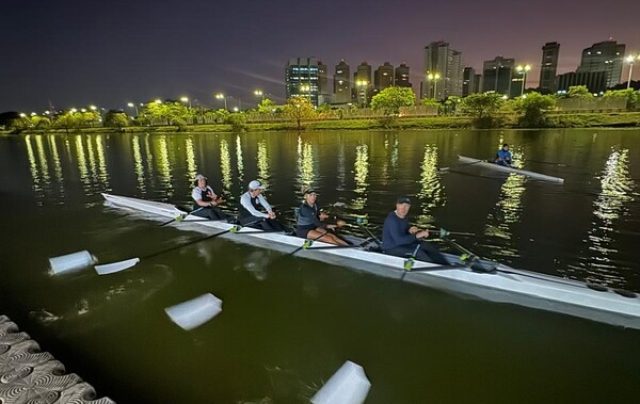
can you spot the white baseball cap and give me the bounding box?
[194,173,207,181]
[248,180,265,190]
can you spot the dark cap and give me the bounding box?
[303,189,317,195]
[396,196,411,205]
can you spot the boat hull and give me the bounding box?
[458,155,565,183]
[101,193,640,330]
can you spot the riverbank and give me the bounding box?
[0,315,114,403]
[2,112,639,135]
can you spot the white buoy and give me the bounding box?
[311,361,371,404]
[164,293,222,331]
[49,251,96,275]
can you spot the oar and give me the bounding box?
[159,207,205,227]
[439,158,487,173]
[429,228,476,238]
[285,229,333,258]
[95,219,264,274]
[526,159,568,167]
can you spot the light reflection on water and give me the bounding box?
[568,148,637,286]
[2,129,640,403]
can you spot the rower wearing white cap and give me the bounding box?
[191,173,228,221]
[238,180,285,232]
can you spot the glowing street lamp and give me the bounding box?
[215,93,227,110]
[154,99,162,104]
[427,72,441,99]
[19,113,26,118]
[70,108,77,113]
[127,102,139,116]
[232,106,239,112]
[180,96,191,108]
[254,89,263,97]
[89,105,97,111]
[625,54,639,90]
[516,64,531,96]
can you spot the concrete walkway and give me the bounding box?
[0,315,114,404]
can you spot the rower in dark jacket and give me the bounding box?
[296,189,348,245]
[382,196,449,265]
[191,174,228,221]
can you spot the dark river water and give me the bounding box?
[0,129,639,403]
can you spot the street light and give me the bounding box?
[89,105,97,111]
[127,102,139,116]
[154,99,162,104]
[254,89,263,97]
[180,96,191,108]
[516,64,531,96]
[215,93,227,110]
[427,72,441,99]
[625,54,639,90]
[355,80,369,106]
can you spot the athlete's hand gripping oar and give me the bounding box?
[285,229,332,258]
[159,206,205,227]
[94,219,263,274]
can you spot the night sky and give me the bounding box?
[1,0,639,112]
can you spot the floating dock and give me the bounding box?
[0,315,114,404]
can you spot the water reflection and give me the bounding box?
[185,136,198,182]
[296,135,316,191]
[415,144,445,226]
[95,135,110,189]
[219,139,233,194]
[350,144,369,210]
[48,135,64,187]
[257,140,270,188]
[155,135,174,197]
[24,135,42,194]
[573,148,636,285]
[236,135,244,183]
[482,148,527,260]
[132,135,146,194]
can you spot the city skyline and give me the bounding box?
[1,0,639,111]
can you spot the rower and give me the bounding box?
[191,173,228,221]
[381,196,450,265]
[296,189,348,246]
[238,180,286,232]
[494,143,512,167]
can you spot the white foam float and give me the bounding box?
[49,251,96,275]
[94,258,140,275]
[311,361,371,404]
[164,293,222,331]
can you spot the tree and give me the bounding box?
[603,89,640,111]
[283,97,317,130]
[225,112,247,131]
[31,115,51,130]
[567,85,593,99]
[104,110,130,128]
[257,98,276,114]
[515,92,556,128]
[459,92,505,128]
[370,86,415,115]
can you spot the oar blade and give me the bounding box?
[164,293,223,331]
[94,258,140,275]
[311,360,371,404]
[49,250,96,275]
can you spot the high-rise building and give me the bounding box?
[539,42,560,94]
[395,63,411,87]
[333,60,351,104]
[374,62,394,93]
[354,62,372,106]
[462,67,477,96]
[482,56,515,96]
[473,74,482,94]
[557,71,608,94]
[318,60,329,104]
[577,40,626,88]
[423,41,463,100]
[285,57,319,106]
